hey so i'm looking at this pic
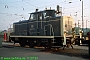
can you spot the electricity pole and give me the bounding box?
[78,20,80,34]
[67,16,70,34]
[80,0,84,36]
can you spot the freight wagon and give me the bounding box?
[10,6,74,49]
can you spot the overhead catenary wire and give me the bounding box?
[0,1,22,5]
[1,0,89,13]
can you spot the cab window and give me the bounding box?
[30,14,36,20]
[38,13,42,20]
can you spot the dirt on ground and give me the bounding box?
[40,47,90,60]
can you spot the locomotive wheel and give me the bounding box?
[46,42,52,49]
[29,44,34,48]
[43,43,48,49]
[28,41,34,48]
[19,41,25,47]
[48,44,52,49]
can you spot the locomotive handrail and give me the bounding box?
[44,24,54,36]
[44,24,55,43]
[44,24,51,36]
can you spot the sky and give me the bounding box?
[0,0,90,31]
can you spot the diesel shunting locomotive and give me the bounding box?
[10,6,74,49]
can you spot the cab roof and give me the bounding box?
[29,9,55,14]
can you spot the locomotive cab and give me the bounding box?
[29,10,57,21]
